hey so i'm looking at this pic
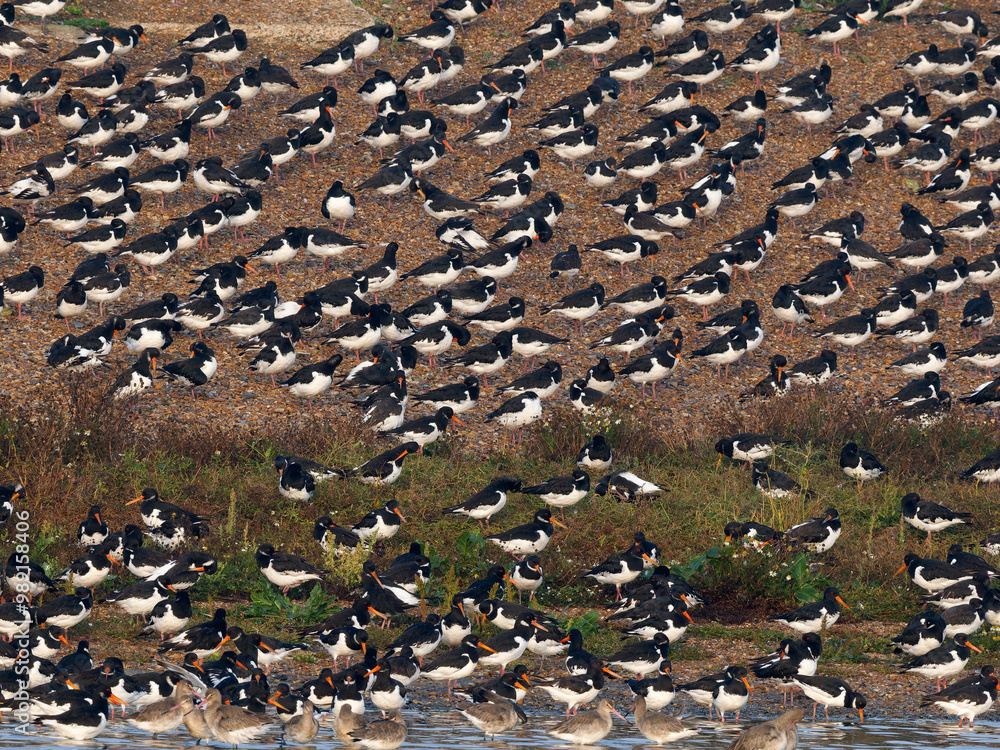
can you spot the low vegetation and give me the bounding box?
[2,378,1000,662]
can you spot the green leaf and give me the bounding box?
[563,610,601,636]
[789,554,808,580]
[796,585,820,602]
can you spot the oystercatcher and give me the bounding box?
[485,508,565,558]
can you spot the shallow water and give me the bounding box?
[11,711,1000,749]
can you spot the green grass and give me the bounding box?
[60,4,108,28]
[3,380,1000,660]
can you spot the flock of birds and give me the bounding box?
[3,419,1000,746]
[2,0,1000,746]
[0,0,998,440]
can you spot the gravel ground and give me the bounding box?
[2,0,1000,449]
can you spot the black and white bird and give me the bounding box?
[961,290,994,335]
[399,10,456,51]
[442,477,522,529]
[902,492,971,543]
[255,543,327,596]
[0,264,44,319]
[888,342,948,378]
[412,374,480,415]
[814,309,876,350]
[898,634,981,692]
[321,180,357,232]
[159,341,218,398]
[589,313,661,362]
[716,433,789,465]
[541,122,600,171]
[188,28,248,76]
[458,98,517,156]
[584,542,655,599]
[805,13,866,58]
[664,272,730,321]
[343,442,419,486]
[751,463,810,500]
[485,508,566,559]
[882,371,942,409]
[773,586,848,634]
[484,392,543,446]
[277,461,316,503]
[541,283,605,335]
[838,442,886,483]
[566,20,621,68]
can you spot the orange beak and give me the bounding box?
[94,512,101,525]
[969,642,983,654]
[478,641,498,654]
[835,596,849,610]
[364,665,380,677]
[394,507,406,521]
[245,264,256,274]
[551,517,568,529]
[267,698,284,710]
[858,708,864,723]
[109,695,125,706]
[59,635,71,647]
[602,666,622,678]
[855,14,869,24]
[742,677,753,694]
[368,606,386,618]
[846,273,855,291]
[683,611,694,624]
[452,415,466,427]
[217,635,232,649]
[894,564,907,577]
[444,139,454,152]
[126,495,144,505]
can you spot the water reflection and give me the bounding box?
[7,707,1000,750]
[11,710,1000,748]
